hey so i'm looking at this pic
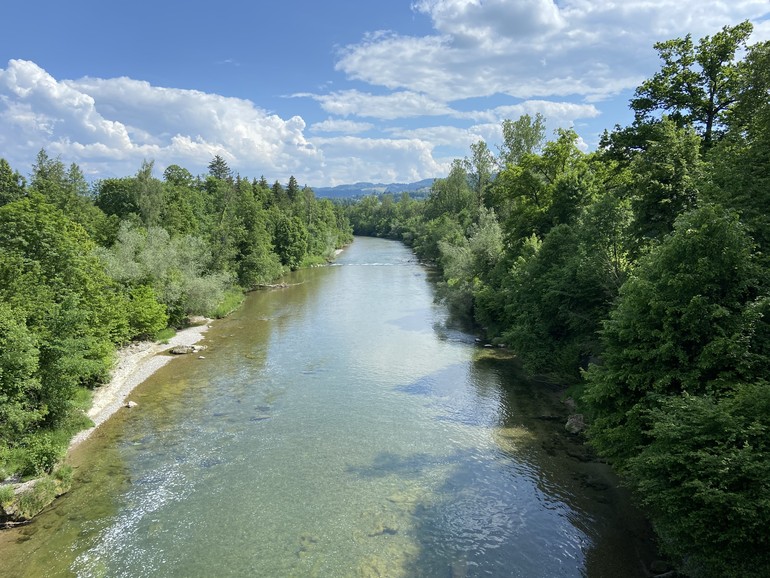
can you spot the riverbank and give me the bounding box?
[1,320,212,527]
[69,319,212,451]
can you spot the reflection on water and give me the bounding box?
[0,237,654,577]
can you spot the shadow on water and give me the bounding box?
[351,352,657,578]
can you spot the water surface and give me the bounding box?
[1,237,653,577]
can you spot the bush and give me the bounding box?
[0,484,14,508]
[21,433,65,477]
[626,385,770,578]
[126,284,168,339]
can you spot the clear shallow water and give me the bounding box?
[1,237,654,577]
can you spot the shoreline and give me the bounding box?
[68,320,212,451]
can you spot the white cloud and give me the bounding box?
[297,89,454,119]
[0,60,456,186]
[0,60,323,179]
[310,118,374,133]
[336,1,770,101]
[385,125,481,147]
[459,100,600,124]
[309,136,448,186]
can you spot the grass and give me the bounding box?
[0,484,14,508]
[210,289,244,319]
[154,327,177,343]
[15,476,58,519]
[299,254,330,268]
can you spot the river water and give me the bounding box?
[1,236,654,577]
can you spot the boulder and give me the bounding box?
[565,414,586,435]
[170,345,194,355]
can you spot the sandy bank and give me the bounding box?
[68,321,211,451]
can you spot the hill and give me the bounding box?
[313,178,435,199]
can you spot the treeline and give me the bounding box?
[0,153,352,479]
[345,22,770,578]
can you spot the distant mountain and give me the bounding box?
[313,178,436,199]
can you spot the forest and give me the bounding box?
[0,153,352,484]
[344,22,770,578]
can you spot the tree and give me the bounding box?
[286,175,300,203]
[463,140,495,207]
[163,164,195,188]
[0,196,131,429]
[95,177,139,220]
[626,119,703,255]
[705,41,770,256]
[125,285,169,339]
[98,223,233,325]
[0,158,27,206]
[424,160,475,225]
[135,160,165,227]
[272,213,308,270]
[497,113,546,168]
[207,155,232,181]
[631,21,754,147]
[0,303,43,438]
[584,205,766,466]
[492,128,586,245]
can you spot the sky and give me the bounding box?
[1,1,769,187]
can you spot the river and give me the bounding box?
[1,236,654,577]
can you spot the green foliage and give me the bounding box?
[0,196,128,440]
[207,155,232,181]
[424,160,475,226]
[0,158,26,206]
[0,303,43,438]
[627,119,703,254]
[154,327,177,343]
[272,213,308,269]
[584,205,765,465]
[497,113,546,168]
[0,484,14,508]
[125,285,169,339]
[492,128,587,245]
[98,223,234,325]
[625,385,770,577]
[210,289,245,319]
[631,21,754,146]
[20,432,65,477]
[15,476,59,519]
[53,464,74,485]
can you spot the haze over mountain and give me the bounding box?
[312,178,435,199]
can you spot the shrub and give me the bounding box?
[21,433,65,477]
[0,484,14,508]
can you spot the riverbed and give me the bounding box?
[0,236,654,577]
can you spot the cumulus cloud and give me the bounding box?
[459,99,600,124]
[336,0,770,101]
[311,135,448,185]
[0,59,321,179]
[310,119,374,133]
[0,60,452,185]
[297,89,454,119]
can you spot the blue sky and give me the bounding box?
[1,1,769,187]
